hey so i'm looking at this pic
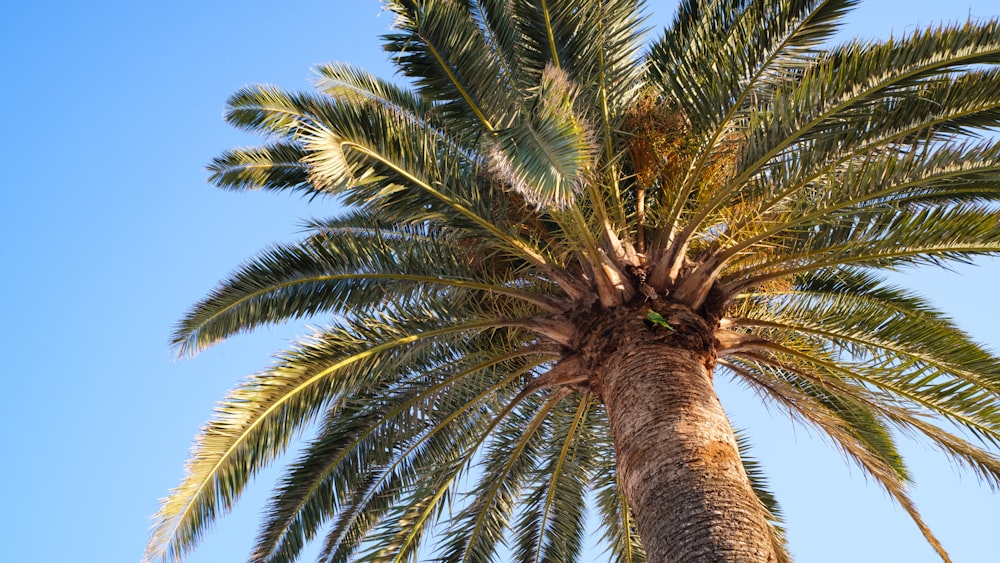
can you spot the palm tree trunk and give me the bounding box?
[598,328,776,562]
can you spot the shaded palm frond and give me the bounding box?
[207,142,311,195]
[512,392,596,563]
[252,346,548,563]
[593,449,646,563]
[436,389,570,563]
[724,356,951,562]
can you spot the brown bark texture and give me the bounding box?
[588,305,777,563]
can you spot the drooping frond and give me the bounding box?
[326,353,551,563]
[723,355,952,561]
[726,270,1000,450]
[147,304,547,563]
[593,437,646,563]
[252,346,549,563]
[436,389,568,563]
[512,392,597,563]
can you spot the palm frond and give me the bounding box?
[718,139,1000,268]
[593,453,646,563]
[662,17,1000,264]
[649,0,856,137]
[207,142,311,195]
[734,18,1000,191]
[725,203,1000,291]
[727,356,951,562]
[339,361,548,563]
[734,335,1000,462]
[733,268,1000,396]
[172,216,561,356]
[733,430,790,563]
[146,307,535,563]
[383,0,515,134]
[512,393,595,563]
[437,389,570,563]
[252,347,547,563]
[488,65,596,210]
[220,83,564,277]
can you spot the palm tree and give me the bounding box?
[146,1,1000,561]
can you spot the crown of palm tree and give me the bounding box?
[147,1,1000,562]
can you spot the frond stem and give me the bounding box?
[540,0,561,68]
[418,32,495,132]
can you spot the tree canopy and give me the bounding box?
[148,1,1000,562]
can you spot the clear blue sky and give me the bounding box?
[2,2,998,562]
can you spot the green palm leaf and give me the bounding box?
[253,347,547,563]
[488,65,596,210]
[512,393,595,563]
[148,306,545,563]
[172,216,558,356]
[733,430,790,563]
[593,453,645,563]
